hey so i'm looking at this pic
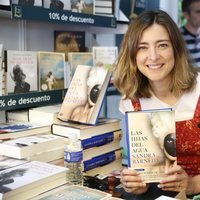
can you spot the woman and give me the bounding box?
[114,10,200,199]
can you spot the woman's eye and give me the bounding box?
[158,43,168,48]
[138,46,147,51]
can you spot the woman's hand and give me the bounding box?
[120,168,149,195]
[158,165,194,195]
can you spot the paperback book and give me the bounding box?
[68,52,93,79]
[0,134,68,159]
[38,51,65,91]
[57,64,112,125]
[52,117,121,140]
[125,109,176,183]
[5,50,38,94]
[54,30,85,61]
[0,161,68,200]
[0,121,51,140]
[70,0,94,14]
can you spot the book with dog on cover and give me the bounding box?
[125,109,176,183]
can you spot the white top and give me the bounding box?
[119,73,200,122]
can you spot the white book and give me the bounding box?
[27,146,65,163]
[6,50,38,94]
[0,161,68,200]
[29,104,62,124]
[0,134,68,159]
[30,184,112,200]
[0,121,51,140]
[6,109,29,123]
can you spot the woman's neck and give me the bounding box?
[149,81,179,106]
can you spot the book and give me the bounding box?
[5,50,38,94]
[68,52,93,79]
[125,109,176,183]
[83,140,122,162]
[12,0,43,7]
[0,161,68,200]
[52,118,121,140]
[30,184,112,200]
[54,30,85,61]
[83,149,122,172]
[82,129,122,150]
[38,51,65,91]
[29,104,62,124]
[94,0,114,17]
[57,64,112,125]
[27,146,65,163]
[71,0,94,14]
[6,109,29,123]
[85,159,123,176]
[0,134,68,159]
[0,157,28,171]
[0,122,51,140]
[43,0,71,10]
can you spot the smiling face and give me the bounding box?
[136,23,175,85]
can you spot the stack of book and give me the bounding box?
[0,134,68,162]
[0,160,68,200]
[52,118,123,176]
[52,63,123,176]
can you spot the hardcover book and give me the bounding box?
[0,134,68,159]
[0,161,68,200]
[5,50,38,94]
[52,117,121,140]
[30,184,112,200]
[94,0,114,17]
[54,30,85,61]
[0,122,51,140]
[57,64,112,125]
[125,109,176,183]
[70,0,94,14]
[68,52,93,79]
[38,51,65,91]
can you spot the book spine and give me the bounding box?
[83,150,120,172]
[81,131,121,150]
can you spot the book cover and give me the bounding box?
[38,51,65,91]
[11,0,43,7]
[0,161,68,200]
[54,30,85,61]
[5,50,38,94]
[57,64,112,125]
[0,121,51,140]
[0,134,68,159]
[52,117,121,140]
[68,52,93,79]
[30,184,112,200]
[0,157,28,171]
[43,0,71,11]
[125,109,176,183]
[70,0,94,14]
[92,46,118,83]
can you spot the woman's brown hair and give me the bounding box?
[113,10,198,99]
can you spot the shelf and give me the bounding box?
[11,4,117,28]
[0,89,67,111]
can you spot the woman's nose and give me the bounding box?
[148,47,160,61]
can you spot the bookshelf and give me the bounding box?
[11,4,117,28]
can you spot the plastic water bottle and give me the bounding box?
[64,135,83,185]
